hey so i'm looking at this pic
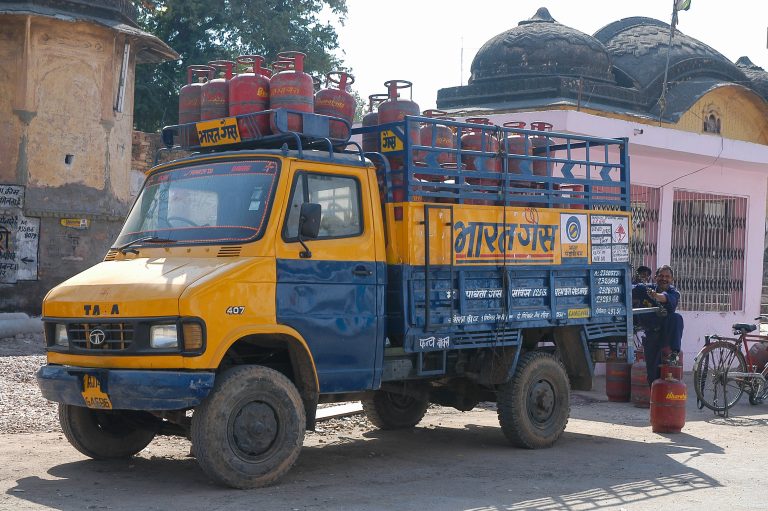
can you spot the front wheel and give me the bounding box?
[693,340,746,412]
[191,365,306,489]
[361,390,429,430]
[497,352,570,449]
[59,405,157,459]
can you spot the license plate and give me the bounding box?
[81,374,113,409]
[196,117,241,147]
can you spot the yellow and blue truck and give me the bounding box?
[37,109,632,488]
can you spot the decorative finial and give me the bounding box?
[519,7,556,26]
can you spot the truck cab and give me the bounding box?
[38,110,633,488]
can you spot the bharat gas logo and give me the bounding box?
[565,215,581,243]
[665,391,687,400]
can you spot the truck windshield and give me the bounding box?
[115,158,280,247]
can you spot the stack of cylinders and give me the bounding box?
[461,117,500,205]
[631,350,650,408]
[269,51,314,133]
[200,61,234,121]
[228,55,271,138]
[314,71,356,140]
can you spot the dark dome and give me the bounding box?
[469,7,613,85]
[736,57,768,101]
[594,17,746,92]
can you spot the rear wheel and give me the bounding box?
[497,352,570,449]
[191,365,305,489]
[59,404,157,459]
[693,340,746,412]
[362,390,429,430]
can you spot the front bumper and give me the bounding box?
[37,365,215,411]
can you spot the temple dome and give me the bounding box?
[469,7,614,85]
[736,56,768,102]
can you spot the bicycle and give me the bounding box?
[693,317,768,415]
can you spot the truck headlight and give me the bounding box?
[150,325,178,349]
[55,324,69,347]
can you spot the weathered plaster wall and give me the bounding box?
[676,86,768,145]
[0,14,138,313]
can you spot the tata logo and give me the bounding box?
[566,216,581,243]
[83,304,120,316]
[89,329,106,345]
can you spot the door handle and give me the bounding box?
[352,265,373,277]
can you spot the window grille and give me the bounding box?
[671,191,746,312]
[630,185,660,274]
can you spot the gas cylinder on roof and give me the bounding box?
[460,117,501,186]
[229,55,271,138]
[269,51,314,133]
[378,80,420,172]
[415,109,456,180]
[200,60,234,121]
[314,71,356,140]
[362,93,389,154]
[179,65,214,124]
[530,121,554,178]
[650,372,687,433]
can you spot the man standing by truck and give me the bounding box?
[633,265,683,385]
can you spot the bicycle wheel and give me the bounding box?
[693,340,747,412]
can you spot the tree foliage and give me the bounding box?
[134,0,348,132]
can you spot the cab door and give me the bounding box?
[275,163,383,393]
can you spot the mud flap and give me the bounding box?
[553,326,593,391]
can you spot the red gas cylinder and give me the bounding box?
[748,342,768,372]
[229,55,271,138]
[179,65,214,124]
[200,60,234,121]
[605,361,632,402]
[269,51,315,132]
[631,350,650,408]
[650,373,687,433]
[378,79,421,171]
[461,117,501,186]
[530,121,554,178]
[315,71,356,140]
[416,109,456,177]
[660,350,684,381]
[362,93,389,153]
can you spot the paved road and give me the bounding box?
[1,375,767,511]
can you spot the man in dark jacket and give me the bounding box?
[632,265,683,385]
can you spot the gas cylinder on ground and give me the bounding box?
[314,71,356,140]
[650,373,687,433]
[362,93,389,154]
[378,80,420,202]
[415,109,456,181]
[631,350,650,408]
[748,342,768,373]
[605,360,632,402]
[660,351,684,381]
[179,65,214,124]
[200,60,234,121]
[269,51,314,133]
[229,55,271,138]
[530,121,554,178]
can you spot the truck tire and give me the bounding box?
[362,390,429,430]
[191,365,305,489]
[59,404,156,459]
[497,351,570,449]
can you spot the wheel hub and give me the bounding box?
[528,379,555,424]
[231,402,278,456]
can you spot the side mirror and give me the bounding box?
[299,202,321,239]
[297,202,321,258]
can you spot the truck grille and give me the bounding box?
[68,322,134,351]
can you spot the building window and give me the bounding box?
[630,185,660,273]
[670,191,746,312]
[703,112,721,134]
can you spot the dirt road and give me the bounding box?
[2,374,767,511]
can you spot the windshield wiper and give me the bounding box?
[113,236,177,255]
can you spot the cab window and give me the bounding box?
[284,173,362,239]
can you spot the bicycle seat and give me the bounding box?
[732,323,757,333]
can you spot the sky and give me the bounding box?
[328,0,768,111]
